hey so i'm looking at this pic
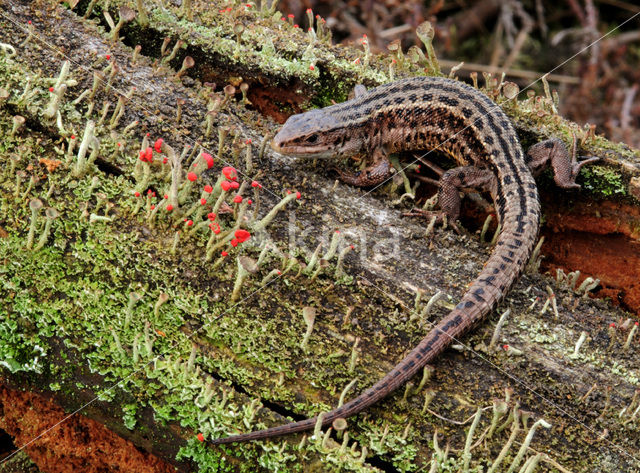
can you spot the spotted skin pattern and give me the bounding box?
[210,77,598,445]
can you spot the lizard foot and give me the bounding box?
[527,137,600,189]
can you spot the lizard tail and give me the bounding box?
[209,212,538,445]
[211,155,541,444]
[208,294,488,445]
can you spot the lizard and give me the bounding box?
[209,76,598,445]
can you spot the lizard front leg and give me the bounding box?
[336,147,394,187]
[406,166,497,224]
[526,137,599,188]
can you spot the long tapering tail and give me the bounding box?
[209,211,538,445]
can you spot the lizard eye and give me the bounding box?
[307,134,318,143]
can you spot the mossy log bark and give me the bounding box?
[1,0,640,472]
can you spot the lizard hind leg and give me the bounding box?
[526,137,600,188]
[405,165,497,226]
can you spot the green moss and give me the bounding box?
[0,316,46,374]
[123,403,139,430]
[176,438,235,473]
[579,164,627,197]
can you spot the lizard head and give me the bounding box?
[271,108,363,158]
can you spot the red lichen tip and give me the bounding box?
[200,198,207,205]
[134,191,141,197]
[48,87,54,92]
[207,212,216,221]
[164,194,169,199]
[202,152,214,169]
[166,204,174,211]
[186,220,193,227]
[287,13,294,18]
[309,65,315,70]
[230,239,239,247]
[221,181,232,192]
[197,433,204,442]
[610,322,616,328]
[106,54,111,60]
[154,138,164,153]
[296,191,301,199]
[233,195,243,203]
[222,166,237,180]
[230,181,239,189]
[234,229,251,243]
[251,180,260,187]
[502,344,509,350]
[204,184,213,193]
[187,172,198,182]
[221,251,228,257]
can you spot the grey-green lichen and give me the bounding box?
[0,86,385,470]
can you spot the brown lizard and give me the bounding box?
[209,76,598,445]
